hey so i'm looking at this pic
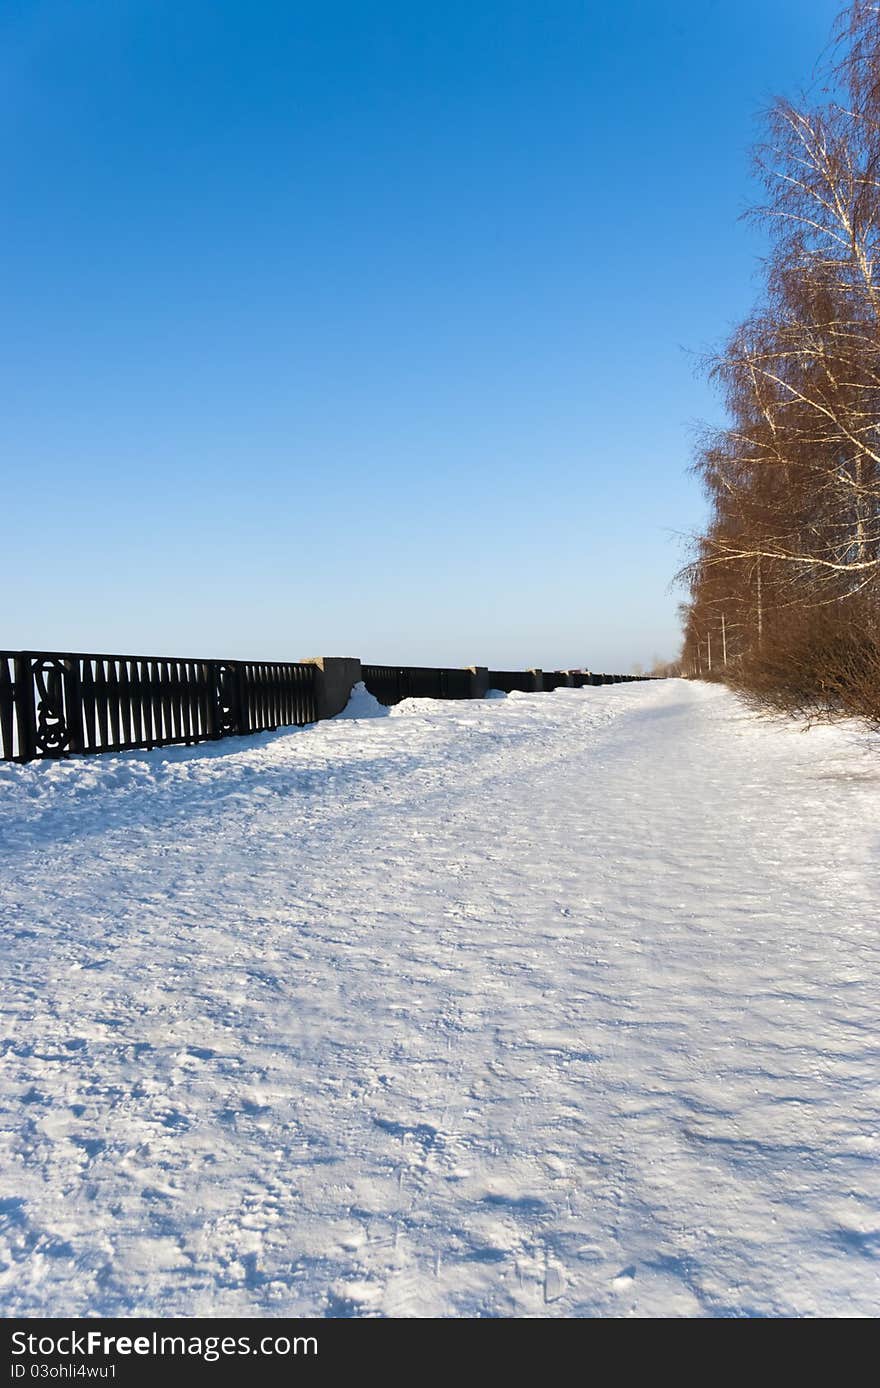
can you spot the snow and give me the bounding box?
[0,679,878,1318]
[331,680,387,720]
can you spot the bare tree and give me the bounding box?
[680,3,880,718]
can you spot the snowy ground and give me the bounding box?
[0,679,878,1318]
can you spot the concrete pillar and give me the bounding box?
[467,666,491,699]
[301,657,362,720]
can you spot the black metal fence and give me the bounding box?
[1,650,655,762]
[362,665,472,706]
[543,671,573,692]
[0,651,317,762]
[488,670,539,694]
[487,670,639,694]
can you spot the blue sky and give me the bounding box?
[1,0,841,669]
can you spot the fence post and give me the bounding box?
[14,655,36,763]
[300,658,362,720]
[65,657,84,754]
[233,662,249,735]
[206,661,221,739]
[467,666,490,699]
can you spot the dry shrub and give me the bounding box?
[724,598,880,726]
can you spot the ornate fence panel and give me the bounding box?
[363,665,476,706]
[0,651,317,762]
[488,670,538,694]
[406,667,442,700]
[0,654,15,759]
[437,668,472,700]
[407,667,474,700]
[543,671,574,691]
[238,660,316,733]
[362,665,410,706]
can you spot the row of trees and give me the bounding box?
[682,3,880,721]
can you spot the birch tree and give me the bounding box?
[682,3,880,690]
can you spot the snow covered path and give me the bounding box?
[1,679,878,1318]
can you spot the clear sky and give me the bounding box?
[1,0,842,670]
